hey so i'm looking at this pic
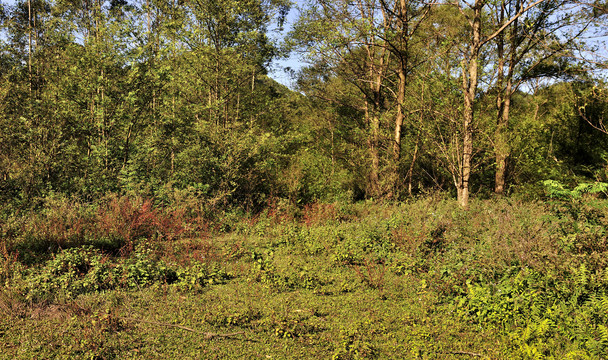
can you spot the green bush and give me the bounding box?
[14,244,232,302]
[22,246,117,301]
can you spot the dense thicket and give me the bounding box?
[0,0,607,212]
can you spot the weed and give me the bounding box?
[259,311,326,339]
[352,258,387,290]
[332,327,377,360]
[204,304,262,327]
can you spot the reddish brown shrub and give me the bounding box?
[301,203,338,226]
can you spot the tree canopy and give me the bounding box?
[0,0,606,210]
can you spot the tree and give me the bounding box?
[378,0,431,195]
[292,0,388,197]
[489,0,595,195]
[292,0,431,198]
[444,0,548,208]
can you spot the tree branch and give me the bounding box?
[482,0,548,46]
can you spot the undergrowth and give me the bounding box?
[1,191,607,358]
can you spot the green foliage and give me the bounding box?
[544,180,608,199]
[2,0,608,355]
[0,0,356,208]
[175,263,232,291]
[20,246,118,302]
[11,244,231,303]
[260,311,326,339]
[248,249,325,291]
[2,198,608,358]
[119,247,174,288]
[203,304,262,327]
[330,223,394,266]
[454,243,608,358]
[332,327,378,360]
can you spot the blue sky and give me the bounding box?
[268,0,305,88]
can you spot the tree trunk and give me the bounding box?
[389,0,409,196]
[458,1,482,209]
[365,40,388,198]
[390,64,406,195]
[406,133,420,196]
[494,0,519,195]
[28,0,32,98]
[365,99,380,197]
[495,82,511,194]
[494,0,506,195]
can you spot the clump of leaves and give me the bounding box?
[249,250,324,291]
[455,263,608,358]
[258,311,326,339]
[174,263,232,291]
[543,180,608,199]
[21,246,117,301]
[332,327,378,360]
[119,247,176,288]
[15,245,231,302]
[331,224,394,266]
[203,304,262,327]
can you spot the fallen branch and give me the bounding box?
[442,350,484,357]
[118,316,248,340]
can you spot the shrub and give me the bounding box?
[22,246,117,301]
[15,244,232,302]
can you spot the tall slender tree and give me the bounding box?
[446,0,548,208]
[490,0,594,194]
[292,0,431,198]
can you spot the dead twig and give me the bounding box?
[442,350,484,357]
[118,316,249,340]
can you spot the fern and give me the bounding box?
[573,182,608,197]
[571,264,590,304]
[564,349,590,360]
[535,318,553,338]
[600,295,608,315]
[598,325,608,346]
[543,180,574,199]
[543,180,608,199]
[590,294,608,314]
[521,344,544,360]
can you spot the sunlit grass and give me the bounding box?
[1,195,607,359]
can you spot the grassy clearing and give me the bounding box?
[1,195,608,359]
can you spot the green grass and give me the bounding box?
[1,196,608,359]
